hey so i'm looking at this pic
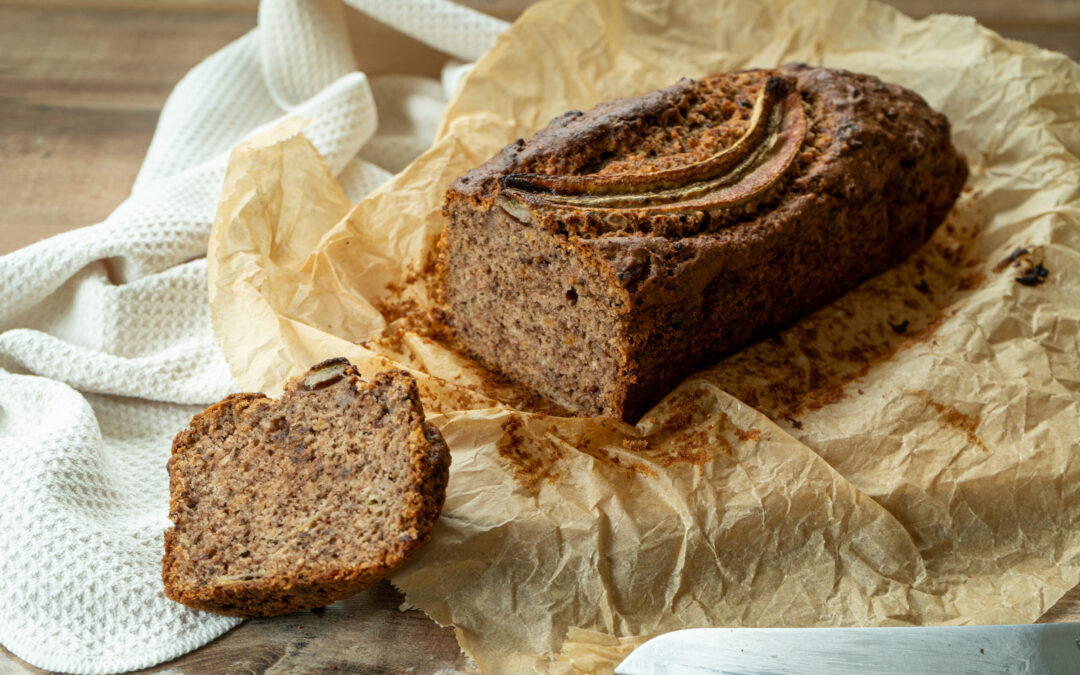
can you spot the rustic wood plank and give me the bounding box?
[0,580,472,674]
[0,99,158,252]
[1,1,1078,673]
[0,0,259,11]
[887,0,1080,61]
[887,0,1080,24]
[0,6,256,254]
[973,23,1080,61]
[145,580,472,674]
[4,0,1080,23]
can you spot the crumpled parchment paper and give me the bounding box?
[206,0,1080,671]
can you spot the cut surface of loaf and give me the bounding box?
[437,64,968,423]
[162,359,450,618]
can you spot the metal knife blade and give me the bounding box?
[614,624,1080,674]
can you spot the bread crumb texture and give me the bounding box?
[162,360,450,617]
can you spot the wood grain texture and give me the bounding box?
[0,580,472,674]
[0,1,1078,673]
[148,580,471,674]
[0,5,257,254]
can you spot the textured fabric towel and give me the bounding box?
[0,1,511,672]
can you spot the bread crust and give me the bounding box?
[162,362,450,618]
[437,65,968,422]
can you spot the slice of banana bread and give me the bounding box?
[437,64,968,423]
[162,359,450,618]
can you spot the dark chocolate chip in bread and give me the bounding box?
[162,359,450,618]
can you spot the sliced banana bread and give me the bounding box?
[162,359,450,618]
[437,64,968,423]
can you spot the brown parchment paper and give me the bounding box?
[206,0,1080,671]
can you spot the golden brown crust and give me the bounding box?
[162,363,450,618]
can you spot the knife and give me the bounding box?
[615,624,1080,674]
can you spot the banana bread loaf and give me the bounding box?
[162,359,450,617]
[437,64,968,423]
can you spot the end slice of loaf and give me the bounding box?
[162,359,450,618]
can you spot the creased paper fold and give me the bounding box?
[207,0,1080,671]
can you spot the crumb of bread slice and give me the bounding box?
[162,359,450,618]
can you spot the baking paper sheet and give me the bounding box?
[207,0,1080,671]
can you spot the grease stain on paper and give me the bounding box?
[912,390,989,453]
[497,417,566,495]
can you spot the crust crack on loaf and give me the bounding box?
[436,64,968,423]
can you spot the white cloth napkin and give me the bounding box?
[0,2,510,672]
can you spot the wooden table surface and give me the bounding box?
[1,1,1078,672]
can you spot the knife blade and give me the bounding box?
[615,623,1080,674]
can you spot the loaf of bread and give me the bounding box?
[162,359,450,617]
[437,64,968,423]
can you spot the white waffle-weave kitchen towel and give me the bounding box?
[0,2,514,672]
